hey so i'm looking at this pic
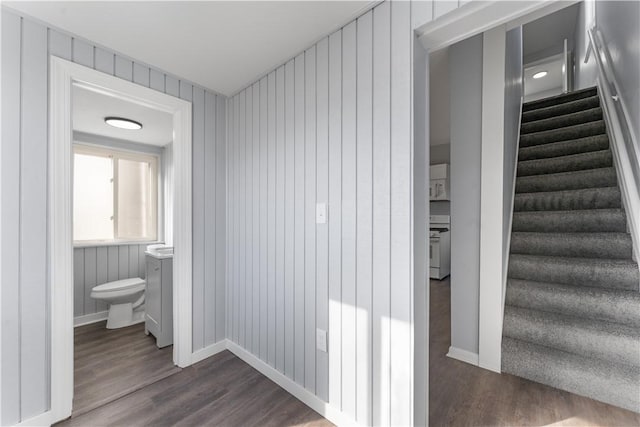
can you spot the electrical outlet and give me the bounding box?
[316,329,327,352]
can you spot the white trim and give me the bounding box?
[478,26,506,374]
[446,346,479,366]
[191,341,227,365]
[49,56,193,424]
[73,311,109,327]
[14,411,52,427]
[225,340,357,427]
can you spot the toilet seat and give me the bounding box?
[91,278,145,295]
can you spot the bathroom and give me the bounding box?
[72,83,177,416]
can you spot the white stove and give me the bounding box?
[430,215,450,280]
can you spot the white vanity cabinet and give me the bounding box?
[145,254,173,348]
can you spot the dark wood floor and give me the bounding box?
[58,322,331,426]
[429,277,640,426]
[71,321,181,417]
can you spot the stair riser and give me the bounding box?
[521,108,603,135]
[518,135,609,161]
[523,88,598,112]
[502,337,640,413]
[522,96,600,123]
[520,122,606,147]
[510,233,632,259]
[514,188,621,211]
[506,280,640,328]
[516,168,617,193]
[512,211,627,233]
[503,308,640,367]
[517,151,612,177]
[508,257,639,291]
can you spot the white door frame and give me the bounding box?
[413,2,579,419]
[49,56,193,423]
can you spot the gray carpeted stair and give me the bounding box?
[502,87,640,413]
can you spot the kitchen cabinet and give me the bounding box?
[430,163,450,201]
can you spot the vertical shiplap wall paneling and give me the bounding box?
[215,95,227,343]
[20,18,48,419]
[355,10,374,425]
[240,89,247,349]
[372,2,392,425]
[1,12,21,424]
[251,82,261,352]
[304,45,319,396]
[222,0,425,423]
[293,53,306,385]
[259,77,269,362]
[84,248,97,314]
[204,91,216,345]
[341,20,358,419]
[73,251,85,317]
[245,87,254,354]
[192,85,205,351]
[390,2,413,425]
[327,29,343,409]
[275,66,286,373]
[314,38,329,402]
[284,60,295,379]
[1,9,227,422]
[267,72,277,367]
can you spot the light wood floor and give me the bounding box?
[57,321,331,426]
[429,277,640,426]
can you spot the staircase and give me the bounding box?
[502,86,640,413]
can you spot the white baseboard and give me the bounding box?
[191,340,227,364]
[73,311,108,327]
[447,346,479,366]
[225,340,357,427]
[15,410,52,427]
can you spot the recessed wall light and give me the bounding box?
[533,71,548,79]
[104,117,143,130]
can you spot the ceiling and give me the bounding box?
[524,56,564,99]
[73,84,173,146]
[6,1,374,96]
[523,2,580,62]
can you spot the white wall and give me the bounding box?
[574,1,598,90]
[1,9,226,425]
[595,0,640,146]
[448,33,483,356]
[225,2,415,425]
[503,26,523,294]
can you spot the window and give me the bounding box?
[73,144,158,243]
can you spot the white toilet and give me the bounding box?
[90,277,146,329]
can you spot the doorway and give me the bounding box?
[49,57,193,423]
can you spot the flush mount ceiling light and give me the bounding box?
[532,71,548,79]
[104,117,143,130]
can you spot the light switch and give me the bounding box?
[316,203,327,224]
[316,329,327,352]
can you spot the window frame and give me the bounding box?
[73,143,160,246]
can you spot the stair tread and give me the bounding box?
[517,150,612,177]
[520,121,606,147]
[516,167,617,193]
[518,134,609,161]
[502,337,640,413]
[521,107,603,135]
[523,87,598,112]
[503,305,640,367]
[514,186,621,211]
[510,231,632,259]
[522,96,600,123]
[512,208,627,232]
[508,254,639,291]
[506,278,640,327]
